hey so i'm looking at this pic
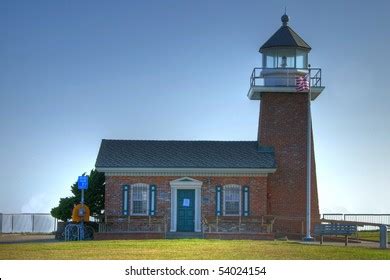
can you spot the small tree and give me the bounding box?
[51,169,105,222]
[50,196,78,222]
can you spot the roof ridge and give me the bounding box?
[102,139,258,142]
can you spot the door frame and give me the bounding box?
[170,177,202,232]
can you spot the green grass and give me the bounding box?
[0,239,389,260]
[355,230,389,242]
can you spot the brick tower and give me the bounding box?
[247,14,325,234]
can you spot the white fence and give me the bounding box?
[0,213,57,233]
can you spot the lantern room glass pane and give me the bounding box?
[296,50,308,68]
[263,50,277,68]
[277,49,295,68]
[266,55,275,68]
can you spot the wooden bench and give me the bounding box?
[314,224,357,246]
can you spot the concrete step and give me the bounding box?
[166,232,204,239]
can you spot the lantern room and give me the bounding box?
[261,14,310,69]
[248,14,325,100]
[262,48,308,69]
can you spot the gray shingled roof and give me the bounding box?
[95,140,276,169]
[259,25,311,52]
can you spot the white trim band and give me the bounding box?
[96,167,276,177]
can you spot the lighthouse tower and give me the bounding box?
[248,14,325,234]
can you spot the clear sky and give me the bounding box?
[0,0,389,214]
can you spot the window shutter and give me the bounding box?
[149,185,157,216]
[215,185,222,216]
[242,186,250,216]
[122,185,129,216]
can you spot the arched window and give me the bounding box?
[223,184,241,216]
[130,183,149,215]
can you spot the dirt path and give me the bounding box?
[0,234,57,244]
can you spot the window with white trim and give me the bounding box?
[131,183,149,215]
[223,184,241,216]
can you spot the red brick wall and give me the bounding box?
[104,176,268,232]
[258,92,320,233]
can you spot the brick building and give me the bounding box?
[95,14,325,239]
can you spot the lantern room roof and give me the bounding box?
[259,14,311,52]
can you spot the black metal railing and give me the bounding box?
[322,213,390,231]
[250,67,322,88]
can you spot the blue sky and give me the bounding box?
[0,0,389,214]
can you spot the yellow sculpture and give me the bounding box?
[72,204,90,222]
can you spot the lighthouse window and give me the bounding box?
[296,50,308,68]
[277,49,295,68]
[131,183,149,215]
[223,185,241,216]
[265,54,276,68]
[263,50,277,68]
[263,49,299,68]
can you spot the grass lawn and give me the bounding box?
[355,231,389,242]
[0,239,389,260]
